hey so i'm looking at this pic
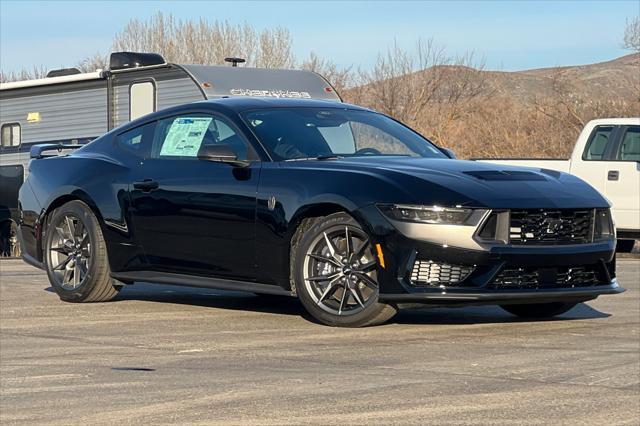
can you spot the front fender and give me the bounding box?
[253,164,426,288]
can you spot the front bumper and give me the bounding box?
[356,205,622,304]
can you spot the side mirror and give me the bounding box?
[440,147,457,159]
[197,144,249,167]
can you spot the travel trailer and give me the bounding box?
[0,52,341,256]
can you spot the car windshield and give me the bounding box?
[242,108,447,161]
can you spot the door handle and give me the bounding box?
[133,179,159,192]
[607,170,619,181]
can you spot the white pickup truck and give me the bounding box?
[478,118,640,252]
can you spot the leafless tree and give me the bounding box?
[532,67,638,133]
[623,16,640,52]
[111,12,294,68]
[300,52,353,93]
[76,52,109,72]
[0,65,48,83]
[347,39,489,147]
[531,69,586,133]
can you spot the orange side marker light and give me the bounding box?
[375,243,386,269]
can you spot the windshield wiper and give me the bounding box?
[284,155,341,162]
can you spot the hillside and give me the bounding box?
[484,53,640,101]
[342,53,639,159]
[346,53,639,104]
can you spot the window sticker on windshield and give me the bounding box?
[159,117,212,157]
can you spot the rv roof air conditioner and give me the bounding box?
[109,52,166,71]
[46,68,82,78]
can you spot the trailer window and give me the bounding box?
[130,81,156,121]
[1,123,21,149]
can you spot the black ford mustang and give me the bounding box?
[18,98,623,326]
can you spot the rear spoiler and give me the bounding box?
[30,143,83,159]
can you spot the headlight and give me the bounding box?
[593,208,615,241]
[378,204,488,226]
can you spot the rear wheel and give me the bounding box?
[500,302,577,319]
[44,200,119,303]
[292,212,397,327]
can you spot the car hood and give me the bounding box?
[285,157,609,209]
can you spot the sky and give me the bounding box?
[0,0,638,75]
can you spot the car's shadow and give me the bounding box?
[115,282,306,317]
[46,282,611,325]
[391,302,609,325]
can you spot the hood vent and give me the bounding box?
[463,170,547,181]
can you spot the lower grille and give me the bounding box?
[490,265,605,290]
[509,209,593,245]
[410,260,474,287]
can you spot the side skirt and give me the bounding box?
[110,271,295,297]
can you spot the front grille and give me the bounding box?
[509,209,593,245]
[489,265,605,290]
[410,260,474,287]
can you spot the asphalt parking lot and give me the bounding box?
[1,258,638,425]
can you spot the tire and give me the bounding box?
[0,221,11,257]
[616,239,636,253]
[43,200,119,303]
[292,212,397,327]
[500,302,577,319]
[8,220,20,257]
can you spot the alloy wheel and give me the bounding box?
[303,226,379,316]
[49,214,92,290]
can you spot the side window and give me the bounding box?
[583,126,614,160]
[152,114,252,160]
[116,121,155,158]
[617,126,640,162]
[1,123,21,149]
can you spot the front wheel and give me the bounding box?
[500,302,577,319]
[44,200,120,303]
[292,212,397,327]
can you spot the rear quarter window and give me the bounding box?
[116,121,155,158]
